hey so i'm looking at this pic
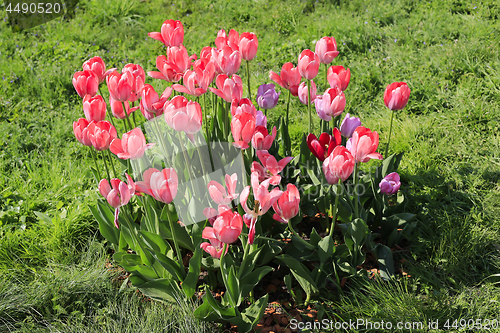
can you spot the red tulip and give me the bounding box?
[87,121,117,151]
[73,118,93,146]
[83,94,106,122]
[327,65,350,91]
[322,145,355,185]
[209,74,243,103]
[98,174,136,228]
[110,127,155,160]
[347,126,383,163]
[82,56,116,84]
[384,82,411,110]
[315,37,339,64]
[239,32,258,61]
[307,129,341,162]
[163,96,203,135]
[211,45,242,76]
[106,71,134,102]
[251,126,276,151]
[269,62,301,96]
[148,55,183,82]
[208,173,239,205]
[148,19,184,48]
[231,110,256,150]
[298,80,317,105]
[272,184,300,223]
[73,70,99,98]
[122,64,145,103]
[298,49,320,80]
[140,84,171,120]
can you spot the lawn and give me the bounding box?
[0,0,499,332]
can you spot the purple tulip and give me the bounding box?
[256,110,267,127]
[379,172,401,195]
[314,97,331,121]
[340,113,361,138]
[256,83,280,109]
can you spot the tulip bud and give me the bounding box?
[384,82,411,110]
[379,172,401,195]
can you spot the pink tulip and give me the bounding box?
[135,167,178,204]
[252,150,293,185]
[230,98,256,117]
[240,172,283,244]
[212,206,243,244]
[200,238,226,259]
[110,127,155,160]
[384,82,411,110]
[109,96,135,120]
[193,57,216,84]
[87,121,117,151]
[239,32,258,61]
[99,174,136,228]
[272,184,300,223]
[209,74,243,103]
[140,84,171,120]
[73,118,93,146]
[122,64,145,103]
[231,111,256,150]
[252,126,276,151]
[322,146,355,185]
[211,45,242,76]
[172,68,211,96]
[82,94,106,122]
[163,96,203,135]
[327,65,350,91]
[306,130,341,162]
[315,37,339,64]
[269,62,301,97]
[82,56,116,84]
[73,70,99,98]
[148,55,183,82]
[298,80,317,105]
[148,19,184,48]
[203,207,218,226]
[167,45,193,74]
[106,71,134,102]
[315,87,346,120]
[298,49,320,80]
[379,172,401,195]
[207,173,239,205]
[348,126,383,163]
[215,29,239,50]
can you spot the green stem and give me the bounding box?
[329,180,341,237]
[123,102,134,130]
[101,150,112,180]
[165,203,185,274]
[307,79,312,133]
[219,243,235,307]
[122,118,129,132]
[286,89,291,127]
[203,93,209,143]
[324,63,328,89]
[89,148,102,181]
[331,116,335,135]
[354,162,359,219]
[384,109,395,158]
[246,60,251,100]
[99,86,118,131]
[177,131,195,182]
[106,150,118,178]
[225,101,230,140]
[305,292,311,306]
[288,220,315,250]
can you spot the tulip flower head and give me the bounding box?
[269,62,301,97]
[215,29,240,50]
[347,126,383,163]
[314,87,346,121]
[110,127,155,160]
[73,70,99,98]
[207,173,239,205]
[239,32,258,61]
[252,126,277,151]
[82,56,116,84]
[135,167,178,204]
[106,71,134,102]
[272,184,300,223]
[298,80,317,105]
[122,63,146,103]
[384,82,411,110]
[200,205,243,258]
[298,49,320,80]
[109,96,135,120]
[139,84,172,120]
[148,55,183,82]
[98,174,136,228]
[209,74,243,103]
[252,150,293,185]
[322,146,355,185]
[315,37,339,65]
[240,172,283,244]
[172,68,211,96]
[164,96,203,135]
[230,98,256,117]
[256,83,280,109]
[167,45,193,74]
[211,45,242,76]
[73,118,93,147]
[307,130,341,162]
[87,121,117,151]
[327,65,350,91]
[256,110,267,128]
[83,94,107,122]
[148,19,184,48]
[231,110,256,149]
[379,172,401,195]
[340,113,361,138]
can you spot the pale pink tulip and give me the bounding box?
[148,19,184,48]
[348,126,383,163]
[298,80,317,105]
[316,87,346,119]
[251,126,276,151]
[212,206,243,244]
[82,56,116,84]
[315,37,339,64]
[322,146,355,185]
[163,96,203,135]
[110,127,155,160]
[73,70,99,98]
[83,94,106,122]
[211,45,241,76]
[207,173,239,205]
[272,184,300,223]
[252,150,293,185]
[172,68,211,96]
[298,49,320,80]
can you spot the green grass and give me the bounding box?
[1,0,500,331]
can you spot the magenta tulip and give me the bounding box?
[384,82,411,110]
[269,62,301,97]
[322,146,355,185]
[110,127,155,160]
[148,19,184,48]
[379,172,401,195]
[327,65,350,91]
[73,70,99,98]
[272,184,300,223]
[298,49,320,80]
[83,94,106,122]
[315,37,339,64]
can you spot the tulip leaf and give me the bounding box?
[201,256,220,270]
[381,153,404,179]
[275,255,319,298]
[239,266,273,298]
[300,133,312,164]
[310,228,322,247]
[148,249,185,281]
[374,244,395,280]
[137,278,180,303]
[159,205,194,251]
[89,203,119,246]
[318,235,335,265]
[238,294,269,333]
[205,286,238,319]
[140,230,171,255]
[238,245,264,279]
[182,247,202,298]
[225,265,241,306]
